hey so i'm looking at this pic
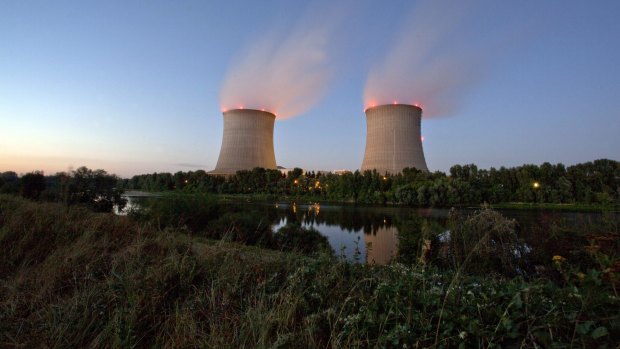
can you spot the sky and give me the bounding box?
[1,0,619,178]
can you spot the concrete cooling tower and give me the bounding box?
[211,109,277,175]
[361,104,428,174]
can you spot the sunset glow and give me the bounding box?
[0,1,617,176]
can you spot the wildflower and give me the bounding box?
[459,331,467,339]
[552,255,565,263]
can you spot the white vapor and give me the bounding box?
[364,0,487,118]
[219,10,339,120]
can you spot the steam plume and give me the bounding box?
[219,11,337,119]
[364,0,486,118]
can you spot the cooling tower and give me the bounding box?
[211,109,277,175]
[361,104,428,173]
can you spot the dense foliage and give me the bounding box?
[129,194,330,254]
[120,159,620,206]
[0,166,125,212]
[0,195,618,347]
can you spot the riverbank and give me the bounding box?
[489,202,620,212]
[1,195,618,347]
[127,191,620,213]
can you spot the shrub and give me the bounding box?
[440,207,529,276]
[273,223,332,254]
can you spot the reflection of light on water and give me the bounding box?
[272,217,287,231]
[115,196,139,215]
[306,203,321,216]
[272,216,367,262]
[303,221,366,262]
[364,226,398,265]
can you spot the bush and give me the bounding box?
[20,171,46,200]
[440,207,529,276]
[132,194,220,232]
[273,223,332,254]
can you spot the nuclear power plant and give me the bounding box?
[361,104,428,174]
[210,108,277,175]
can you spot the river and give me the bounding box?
[120,195,619,266]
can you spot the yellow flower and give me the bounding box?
[552,255,565,262]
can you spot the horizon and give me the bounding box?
[2,0,619,178]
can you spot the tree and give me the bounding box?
[64,167,126,212]
[20,171,46,200]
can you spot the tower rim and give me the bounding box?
[223,108,276,118]
[364,103,422,113]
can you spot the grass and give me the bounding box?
[0,194,618,347]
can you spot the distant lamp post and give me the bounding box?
[532,181,541,203]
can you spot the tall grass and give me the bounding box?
[1,195,618,347]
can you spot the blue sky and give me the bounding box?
[1,0,619,177]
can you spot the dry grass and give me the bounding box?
[1,195,618,348]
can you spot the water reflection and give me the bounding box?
[122,195,618,266]
[365,226,398,264]
[270,202,446,264]
[263,202,617,266]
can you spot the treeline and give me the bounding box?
[0,166,125,212]
[121,159,620,206]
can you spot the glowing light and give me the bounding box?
[393,100,398,105]
[421,136,425,142]
[533,182,540,189]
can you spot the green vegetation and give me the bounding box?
[0,166,125,213]
[120,159,620,208]
[3,159,618,210]
[129,194,330,254]
[1,195,618,347]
